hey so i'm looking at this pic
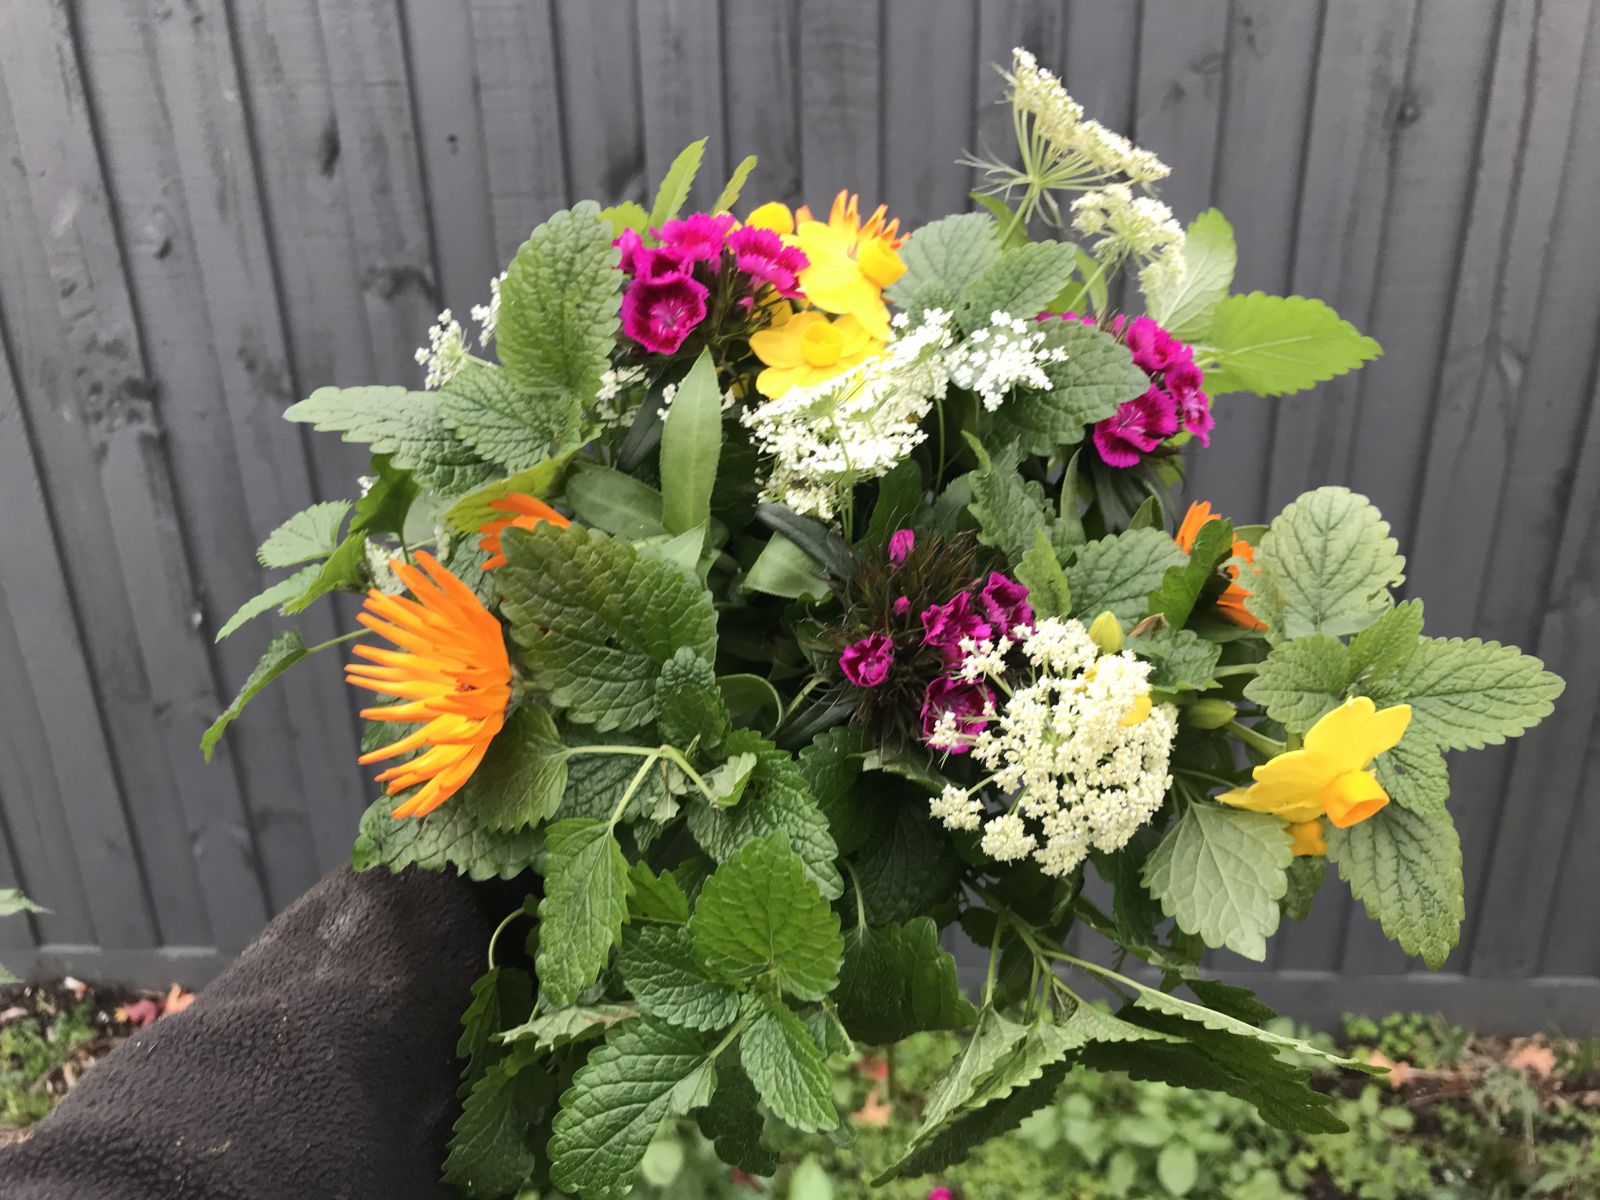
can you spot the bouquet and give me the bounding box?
[203,49,1562,1198]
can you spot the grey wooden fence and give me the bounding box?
[0,0,1596,1030]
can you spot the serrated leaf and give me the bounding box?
[1248,487,1405,638]
[835,918,977,1045]
[620,924,741,1032]
[1015,527,1071,619]
[444,1048,553,1197]
[1142,208,1236,340]
[537,819,631,1006]
[1374,734,1449,818]
[1327,803,1463,967]
[458,705,568,832]
[1203,292,1381,398]
[849,797,963,925]
[711,154,757,215]
[497,202,622,447]
[888,1062,1069,1181]
[437,365,565,473]
[548,1016,714,1199]
[1128,626,1221,691]
[600,201,648,237]
[1148,517,1233,629]
[0,889,44,918]
[740,994,837,1133]
[214,564,320,641]
[351,794,543,880]
[283,386,495,496]
[696,1063,777,1176]
[627,861,691,924]
[441,448,578,534]
[1282,857,1325,922]
[1348,598,1424,682]
[886,213,1001,314]
[457,967,535,1097]
[498,522,717,731]
[277,530,368,616]
[498,1003,637,1050]
[966,448,1052,566]
[656,648,730,752]
[689,834,843,1001]
[1143,804,1292,961]
[1370,636,1563,752]
[660,350,723,536]
[351,455,419,536]
[957,240,1077,331]
[1244,635,1355,731]
[1069,527,1188,626]
[649,139,708,229]
[257,500,350,568]
[796,726,877,856]
[985,321,1148,455]
[200,631,309,760]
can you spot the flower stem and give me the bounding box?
[1227,720,1285,758]
[609,753,661,828]
[1210,662,1262,678]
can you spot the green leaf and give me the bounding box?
[1375,734,1449,819]
[969,192,1028,250]
[256,500,350,568]
[886,213,1001,314]
[884,1008,1027,1170]
[1158,1141,1200,1197]
[655,648,731,753]
[627,862,691,924]
[277,531,368,615]
[201,631,309,760]
[1143,805,1293,961]
[548,1016,714,1199]
[1327,803,1463,967]
[441,447,578,533]
[958,240,1077,332]
[1129,626,1221,691]
[456,967,535,1097]
[352,795,543,880]
[1248,487,1405,638]
[696,1063,778,1176]
[497,201,622,448]
[0,889,44,918]
[743,533,831,600]
[1015,528,1072,619]
[214,564,319,641]
[1243,635,1355,731]
[1202,292,1382,398]
[835,918,978,1045]
[889,1062,1070,1180]
[438,365,568,473]
[537,819,631,1006]
[1282,857,1325,922]
[558,744,673,823]
[718,674,785,734]
[458,705,568,832]
[740,994,838,1133]
[284,386,495,496]
[600,201,649,238]
[498,522,718,731]
[350,455,420,536]
[620,924,742,1032]
[985,321,1148,455]
[849,797,963,925]
[498,1003,637,1050]
[689,834,843,1002]
[444,1049,552,1197]
[1142,208,1236,340]
[796,726,877,856]
[966,443,1051,564]
[649,139,708,229]
[1069,527,1187,626]
[660,350,723,537]
[1370,636,1564,752]
[1147,517,1233,629]
[1348,598,1425,682]
[711,154,757,215]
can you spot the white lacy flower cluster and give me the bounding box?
[741,309,956,518]
[1007,49,1170,185]
[1071,184,1185,267]
[414,309,470,390]
[930,617,1177,878]
[469,271,507,347]
[945,312,1068,411]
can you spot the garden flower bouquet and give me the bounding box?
[204,50,1562,1198]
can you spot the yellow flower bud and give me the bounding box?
[1288,818,1327,857]
[744,201,795,236]
[1120,694,1153,727]
[1183,699,1237,730]
[1089,610,1124,654]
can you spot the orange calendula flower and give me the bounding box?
[478,493,570,569]
[1175,501,1267,631]
[346,551,511,819]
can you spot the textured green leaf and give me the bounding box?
[1248,487,1405,638]
[498,522,717,731]
[284,386,495,495]
[498,1003,637,1050]
[1128,626,1221,691]
[696,1063,778,1176]
[497,202,622,446]
[1070,527,1187,626]
[350,795,543,881]
[1148,517,1233,630]
[200,631,309,760]
[277,530,367,616]
[850,797,963,925]
[967,453,1052,566]
[887,1062,1069,1181]
[548,1016,714,1199]
[1015,527,1072,619]
[1243,635,1354,731]
[627,861,691,924]
[796,726,877,856]
[1203,292,1382,398]
[455,705,568,832]
[711,154,758,215]
[1374,734,1449,819]
[957,239,1077,331]
[649,139,708,228]
[1143,804,1292,961]
[444,1048,553,1197]
[1348,598,1425,682]
[440,449,577,534]
[620,924,741,1032]
[986,321,1148,455]
[740,994,838,1133]
[1141,208,1236,340]
[655,649,731,753]
[350,456,419,536]
[1282,857,1326,923]
[214,564,319,642]
[1327,803,1463,967]
[564,462,668,540]
[886,213,1001,314]
[456,967,535,1097]
[1370,636,1563,752]
[835,918,978,1045]
[660,349,723,536]
[689,834,843,1002]
[257,500,350,568]
[885,1008,1026,1169]
[1120,975,1364,1070]
[438,365,566,473]
[537,819,631,1006]
[600,201,649,237]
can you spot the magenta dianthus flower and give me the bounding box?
[656,212,734,263]
[621,275,708,355]
[921,592,992,666]
[840,632,895,688]
[726,226,808,297]
[978,572,1033,634]
[921,677,993,753]
[1093,387,1180,468]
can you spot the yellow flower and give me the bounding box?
[1220,697,1411,829]
[1288,818,1327,857]
[748,306,883,398]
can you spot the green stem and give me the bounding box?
[307,629,369,655]
[565,743,722,808]
[486,904,528,971]
[844,861,867,933]
[608,753,661,828]
[708,1015,748,1061]
[1211,662,1262,679]
[1227,720,1285,758]
[982,922,1005,1008]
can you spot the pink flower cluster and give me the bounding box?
[918,573,1031,753]
[617,214,808,356]
[1048,313,1212,468]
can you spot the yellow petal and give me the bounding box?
[1303,697,1411,773]
[858,237,907,288]
[1288,819,1327,857]
[1218,785,1322,824]
[745,201,795,236]
[1251,746,1334,794]
[1322,770,1389,828]
[750,326,804,369]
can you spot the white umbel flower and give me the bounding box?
[414,309,470,390]
[1071,185,1185,266]
[945,312,1069,411]
[469,271,507,347]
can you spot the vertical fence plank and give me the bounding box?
[1063,3,1139,135]
[637,0,726,214]
[722,1,802,207]
[551,0,645,203]
[974,1,1068,177]
[799,0,883,202]
[1132,0,1229,223]
[883,0,978,225]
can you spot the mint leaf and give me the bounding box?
[1143,805,1293,961]
[200,631,308,760]
[1282,858,1325,922]
[835,918,978,1045]
[351,795,543,881]
[497,202,621,445]
[283,386,495,495]
[1244,635,1355,730]
[1370,636,1563,751]
[1328,803,1463,967]
[440,449,577,534]
[444,1049,552,1197]
[986,321,1148,455]
[850,798,963,925]
[649,139,707,229]
[1249,487,1405,638]
[659,350,723,536]
[1375,735,1449,819]
[457,967,534,1097]
[1128,626,1220,691]
[620,924,741,1032]
[696,1063,777,1176]
[887,213,1001,314]
[1121,977,1364,1071]
[656,648,731,753]
[1348,598,1424,682]
[350,454,419,536]
[498,1003,636,1051]
[796,726,877,856]
[256,500,350,567]
[967,446,1053,564]
[498,522,718,731]
[885,1008,1026,1170]
[458,705,568,832]
[958,240,1077,331]
[1142,208,1236,340]
[1069,527,1187,626]
[213,565,319,641]
[627,862,691,924]
[537,819,630,1006]
[741,994,838,1133]
[689,834,843,1002]
[277,530,368,615]
[1203,292,1381,398]
[558,743,671,823]
[1147,516,1233,629]
[1015,528,1072,619]
[439,365,570,473]
[889,1063,1069,1181]
[548,1016,714,1198]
